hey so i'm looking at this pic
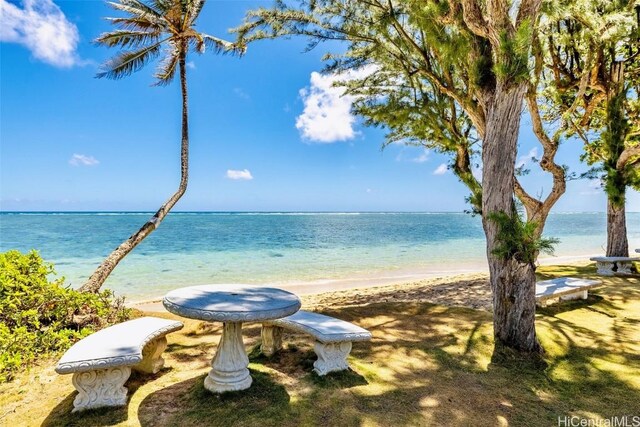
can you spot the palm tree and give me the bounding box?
[80,0,243,293]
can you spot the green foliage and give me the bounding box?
[494,20,533,85]
[487,211,559,264]
[539,0,640,201]
[457,168,483,215]
[0,250,130,382]
[471,38,495,90]
[603,89,631,206]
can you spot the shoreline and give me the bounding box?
[130,254,597,312]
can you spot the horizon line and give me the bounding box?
[1,210,635,214]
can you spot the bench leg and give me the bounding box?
[71,366,131,412]
[313,341,352,376]
[134,336,168,374]
[595,261,614,276]
[616,261,636,275]
[260,325,283,357]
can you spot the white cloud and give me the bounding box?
[69,154,99,166]
[226,169,253,180]
[296,66,376,143]
[433,163,448,175]
[186,61,195,69]
[516,147,539,168]
[0,0,81,68]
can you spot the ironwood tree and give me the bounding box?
[80,0,242,293]
[235,0,548,353]
[538,0,640,259]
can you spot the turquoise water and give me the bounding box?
[1,212,638,301]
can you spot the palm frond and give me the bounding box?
[150,0,173,14]
[186,0,205,25]
[153,45,180,85]
[95,29,161,48]
[197,33,246,56]
[105,16,157,31]
[96,40,165,79]
[98,0,238,83]
[107,0,165,27]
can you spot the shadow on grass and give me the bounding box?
[537,294,605,316]
[42,394,128,427]
[249,340,369,389]
[249,343,317,375]
[38,278,640,426]
[137,370,293,427]
[41,368,172,427]
[489,343,548,371]
[307,369,369,389]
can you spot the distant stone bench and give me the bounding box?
[56,316,183,412]
[261,311,372,376]
[535,277,601,305]
[589,256,640,276]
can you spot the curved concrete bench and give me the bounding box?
[56,316,183,412]
[261,311,372,376]
[535,277,601,305]
[590,256,639,276]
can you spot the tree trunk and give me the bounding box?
[604,63,629,259]
[606,194,628,257]
[80,49,190,294]
[481,82,542,354]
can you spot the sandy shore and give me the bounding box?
[131,269,488,311]
[133,271,493,312]
[132,257,596,313]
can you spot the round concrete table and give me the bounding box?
[163,285,301,393]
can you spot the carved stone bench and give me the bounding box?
[261,311,372,376]
[590,256,639,276]
[535,277,601,306]
[55,316,183,412]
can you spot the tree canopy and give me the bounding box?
[96,0,242,84]
[538,0,640,194]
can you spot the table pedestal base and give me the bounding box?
[205,322,252,393]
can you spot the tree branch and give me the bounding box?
[617,145,640,170]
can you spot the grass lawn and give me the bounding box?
[1,264,639,426]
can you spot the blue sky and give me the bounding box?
[1,0,638,212]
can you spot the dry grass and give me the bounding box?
[1,264,639,426]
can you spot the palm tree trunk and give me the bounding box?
[80,49,190,294]
[482,82,542,354]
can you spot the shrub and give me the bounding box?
[0,250,130,382]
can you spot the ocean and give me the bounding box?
[1,212,638,301]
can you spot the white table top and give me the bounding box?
[163,284,301,322]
